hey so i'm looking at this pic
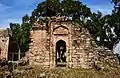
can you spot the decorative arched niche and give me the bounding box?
[53,25,69,35]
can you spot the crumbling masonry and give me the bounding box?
[0,29,9,60]
[25,16,118,68]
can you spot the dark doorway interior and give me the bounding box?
[0,48,1,59]
[56,40,66,67]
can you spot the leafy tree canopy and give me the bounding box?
[31,0,91,21]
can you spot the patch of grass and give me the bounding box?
[1,65,120,78]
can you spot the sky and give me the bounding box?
[0,0,43,28]
[0,0,114,29]
[81,0,114,14]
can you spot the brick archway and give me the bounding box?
[49,22,72,68]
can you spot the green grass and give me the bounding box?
[1,65,120,78]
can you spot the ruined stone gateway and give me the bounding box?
[26,16,118,68]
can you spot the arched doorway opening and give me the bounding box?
[56,40,66,67]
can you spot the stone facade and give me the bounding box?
[26,16,118,68]
[0,29,9,60]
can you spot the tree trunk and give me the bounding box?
[18,45,21,60]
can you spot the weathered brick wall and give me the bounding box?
[71,23,118,68]
[96,47,119,67]
[0,29,9,60]
[71,23,96,68]
[26,17,118,68]
[27,26,50,67]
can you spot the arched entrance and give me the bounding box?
[56,40,66,66]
